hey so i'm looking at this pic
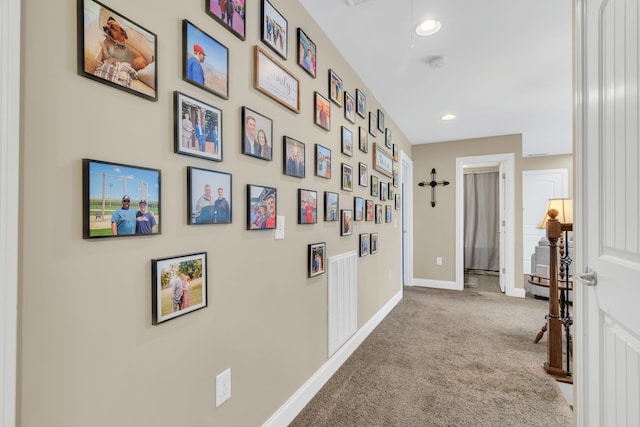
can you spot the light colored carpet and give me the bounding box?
[290,286,573,427]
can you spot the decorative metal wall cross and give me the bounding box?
[418,168,450,207]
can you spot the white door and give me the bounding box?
[577,0,640,425]
[522,169,568,274]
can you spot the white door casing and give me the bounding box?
[522,169,568,274]
[401,150,413,286]
[576,0,640,425]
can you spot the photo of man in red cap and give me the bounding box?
[187,43,206,85]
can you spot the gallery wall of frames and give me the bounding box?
[78,0,403,322]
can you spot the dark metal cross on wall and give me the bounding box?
[418,168,450,207]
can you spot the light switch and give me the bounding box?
[275,215,285,239]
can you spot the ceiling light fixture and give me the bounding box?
[441,114,456,121]
[416,19,442,36]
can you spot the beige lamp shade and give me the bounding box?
[537,198,573,228]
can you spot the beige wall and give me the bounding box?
[411,134,523,284]
[18,1,409,425]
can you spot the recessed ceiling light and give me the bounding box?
[441,114,456,121]
[416,19,442,36]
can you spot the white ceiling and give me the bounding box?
[298,0,573,156]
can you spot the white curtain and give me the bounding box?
[464,172,499,272]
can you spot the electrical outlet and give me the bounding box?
[216,368,231,407]
[436,257,443,266]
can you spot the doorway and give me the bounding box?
[456,153,520,297]
[401,151,413,287]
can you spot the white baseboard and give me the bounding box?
[262,289,403,427]
[506,287,526,298]
[411,278,462,291]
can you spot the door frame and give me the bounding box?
[0,0,21,425]
[455,153,519,296]
[401,150,413,287]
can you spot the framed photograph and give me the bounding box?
[359,126,368,153]
[297,28,316,77]
[329,69,343,106]
[308,242,326,277]
[365,199,374,221]
[369,111,377,137]
[183,20,229,100]
[283,136,305,178]
[388,186,394,201]
[375,203,383,224]
[359,233,369,257]
[342,163,353,192]
[314,91,331,131]
[341,209,353,236]
[380,182,387,201]
[393,143,399,162]
[152,252,207,325]
[373,143,394,178]
[359,162,368,187]
[187,167,232,225]
[385,205,393,223]
[385,128,393,149]
[341,126,353,156]
[354,197,364,221]
[298,189,318,224]
[393,170,399,187]
[325,191,339,221]
[206,0,246,40]
[315,144,332,179]
[175,91,222,161]
[83,159,160,239]
[371,175,379,197]
[247,184,277,230]
[377,109,385,132]
[261,0,287,60]
[395,193,401,210]
[344,91,356,124]
[356,89,366,118]
[242,106,273,161]
[370,232,378,254]
[254,45,300,113]
[78,0,157,101]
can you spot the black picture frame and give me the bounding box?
[369,111,377,137]
[242,106,273,161]
[375,203,383,224]
[77,0,158,101]
[385,128,393,149]
[152,252,207,325]
[83,159,160,239]
[370,232,378,254]
[380,181,387,201]
[315,144,332,179]
[206,0,246,41]
[342,163,353,192]
[354,197,364,221]
[175,91,222,162]
[329,69,343,106]
[283,136,305,178]
[308,242,326,277]
[183,20,229,100]
[341,126,353,157]
[393,170,399,187]
[297,28,317,77]
[371,175,379,197]
[261,0,288,60]
[314,91,331,131]
[187,167,232,225]
[393,143,399,162]
[359,162,368,187]
[385,205,393,223]
[365,199,374,221]
[359,233,369,257]
[356,89,366,118]
[341,209,353,236]
[324,191,339,222]
[298,189,318,224]
[395,193,401,210]
[345,91,356,124]
[247,184,277,230]
[359,126,368,153]
[377,109,385,132]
